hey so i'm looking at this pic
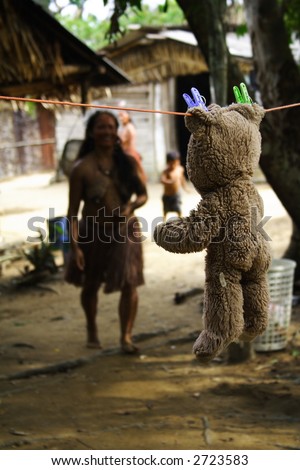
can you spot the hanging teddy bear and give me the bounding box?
[154,85,271,362]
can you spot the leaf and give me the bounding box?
[235,23,248,36]
[291,349,300,357]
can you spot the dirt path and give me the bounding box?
[1,246,300,450]
[0,177,299,450]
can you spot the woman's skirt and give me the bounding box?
[64,215,144,293]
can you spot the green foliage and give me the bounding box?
[118,1,185,29]
[106,0,179,40]
[23,232,58,274]
[56,13,110,49]
[291,348,300,357]
[68,0,86,7]
[23,102,37,118]
[35,0,300,43]
[282,0,300,39]
[104,0,143,9]
[159,0,169,13]
[54,0,185,49]
[32,0,52,9]
[235,23,248,36]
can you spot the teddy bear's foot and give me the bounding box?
[193,330,233,363]
[239,322,268,342]
[238,331,259,342]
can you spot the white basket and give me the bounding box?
[254,258,297,352]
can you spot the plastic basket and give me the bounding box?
[254,258,296,352]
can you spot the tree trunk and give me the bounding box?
[13,109,26,175]
[176,0,231,105]
[244,0,300,278]
[37,103,56,169]
[207,0,228,105]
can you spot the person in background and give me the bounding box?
[118,110,147,182]
[65,111,148,354]
[160,150,189,221]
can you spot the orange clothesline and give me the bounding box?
[264,102,300,112]
[0,94,299,115]
[0,95,190,116]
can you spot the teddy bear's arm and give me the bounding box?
[154,202,220,254]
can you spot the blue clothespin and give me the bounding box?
[183,87,208,111]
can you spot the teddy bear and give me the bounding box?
[154,86,271,362]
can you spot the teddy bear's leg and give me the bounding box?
[193,268,245,362]
[239,268,270,342]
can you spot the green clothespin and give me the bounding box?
[233,85,244,103]
[233,82,253,104]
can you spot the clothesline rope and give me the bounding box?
[0,95,299,115]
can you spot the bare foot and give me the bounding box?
[121,342,140,355]
[86,341,102,350]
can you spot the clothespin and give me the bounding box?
[233,82,253,104]
[183,87,208,111]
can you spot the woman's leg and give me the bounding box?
[81,281,102,348]
[119,283,139,353]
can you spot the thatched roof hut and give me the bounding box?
[98,26,254,182]
[102,26,209,84]
[98,26,210,181]
[0,0,129,99]
[0,0,130,179]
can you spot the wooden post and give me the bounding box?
[37,103,56,169]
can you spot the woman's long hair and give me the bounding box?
[77,111,143,203]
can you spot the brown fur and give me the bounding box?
[154,102,271,362]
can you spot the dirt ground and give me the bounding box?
[0,177,299,451]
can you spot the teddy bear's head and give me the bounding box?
[184,103,265,195]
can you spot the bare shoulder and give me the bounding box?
[127,122,136,133]
[70,154,93,180]
[175,164,185,176]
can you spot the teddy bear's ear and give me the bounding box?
[228,103,265,126]
[185,104,222,133]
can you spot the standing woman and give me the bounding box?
[118,110,147,182]
[65,111,148,353]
